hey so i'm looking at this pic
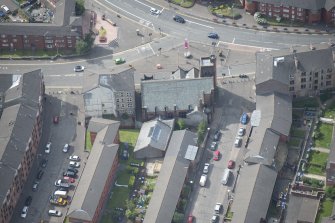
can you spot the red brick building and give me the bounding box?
[0,0,82,51]
[67,118,120,223]
[0,70,45,223]
[242,0,335,24]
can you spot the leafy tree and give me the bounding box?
[128,176,135,188]
[176,119,186,130]
[197,120,207,144]
[75,0,85,16]
[326,186,335,200]
[172,212,184,223]
[75,33,94,55]
[125,199,137,220]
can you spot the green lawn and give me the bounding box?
[100,186,129,223]
[288,138,301,147]
[119,129,140,164]
[116,171,132,185]
[291,128,306,138]
[306,164,325,176]
[293,97,319,108]
[316,198,334,223]
[309,151,329,165]
[85,131,93,151]
[315,123,333,149]
[171,0,195,7]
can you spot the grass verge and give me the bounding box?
[315,123,333,149]
[85,130,93,151]
[316,198,333,223]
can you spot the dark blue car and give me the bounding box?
[208,32,219,39]
[240,113,248,125]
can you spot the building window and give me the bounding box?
[328,68,333,73]
[314,86,318,90]
[301,78,306,83]
[127,103,132,107]
[314,80,318,84]
[326,81,332,86]
[301,72,306,76]
[326,74,332,79]
[290,80,294,85]
[289,86,294,91]
[309,77,312,81]
[315,72,318,77]
[301,84,306,89]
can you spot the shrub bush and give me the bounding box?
[128,176,135,188]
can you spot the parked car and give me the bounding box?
[48,209,62,217]
[55,179,68,186]
[69,155,80,161]
[215,203,223,214]
[69,161,80,168]
[74,65,84,72]
[25,196,32,206]
[234,137,242,148]
[21,206,28,218]
[238,127,245,136]
[150,7,161,15]
[115,57,126,65]
[53,115,59,124]
[40,158,48,168]
[188,214,194,223]
[203,163,210,174]
[63,144,69,153]
[36,170,44,180]
[213,130,221,141]
[63,176,75,183]
[228,160,235,169]
[45,142,51,154]
[209,141,217,151]
[208,32,219,39]
[211,214,219,223]
[1,5,10,14]
[173,15,185,23]
[239,74,248,78]
[240,113,248,125]
[67,167,78,174]
[213,150,220,161]
[63,171,76,178]
[32,181,39,191]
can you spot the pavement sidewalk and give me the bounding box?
[148,0,331,35]
[304,173,326,181]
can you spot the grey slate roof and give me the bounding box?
[87,117,119,134]
[256,92,292,136]
[286,193,320,223]
[99,69,135,92]
[245,128,280,166]
[170,67,200,79]
[67,119,120,221]
[134,119,174,154]
[141,77,213,111]
[143,130,197,223]
[256,43,334,88]
[231,164,277,223]
[0,70,43,205]
[255,0,326,10]
[325,0,335,10]
[0,0,81,36]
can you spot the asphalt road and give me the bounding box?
[10,93,87,223]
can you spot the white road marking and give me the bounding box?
[133,0,152,8]
[49,74,61,77]
[148,44,155,55]
[185,20,213,29]
[45,86,82,89]
[64,74,77,77]
[232,37,235,44]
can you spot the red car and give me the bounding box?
[63,176,75,183]
[188,215,194,223]
[228,160,235,169]
[213,150,220,161]
[53,116,59,124]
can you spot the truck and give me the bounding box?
[49,195,68,206]
[221,168,231,185]
[199,174,207,187]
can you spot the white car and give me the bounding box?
[21,206,28,218]
[1,5,10,14]
[150,7,161,15]
[69,161,80,168]
[69,155,80,161]
[48,209,62,217]
[74,65,84,72]
[63,144,69,153]
[203,163,210,174]
[238,127,245,136]
[45,142,51,154]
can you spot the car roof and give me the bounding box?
[214,150,220,155]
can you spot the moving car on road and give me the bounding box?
[208,32,219,39]
[25,196,32,206]
[150,7,161,15]
[45,142,51,154]
[53,115,59,124]
[74,65,84,72]
[63,144,69,153]
[21,206,28,218]
[173,15,185,23]
[115,57,126,65]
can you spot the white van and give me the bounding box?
[221,168,231,185]
[234,137,242,147]
[199,174,207,187]
[54,190,67,198]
